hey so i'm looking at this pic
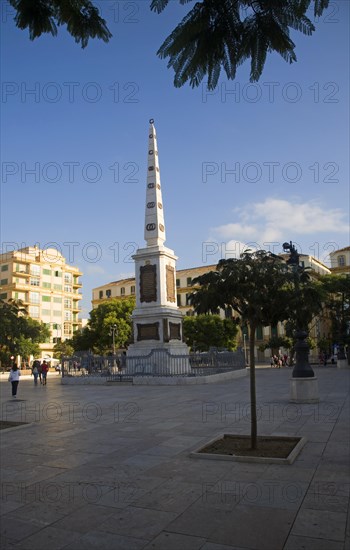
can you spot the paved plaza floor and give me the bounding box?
[0,366,349,549]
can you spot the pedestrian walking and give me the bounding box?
[41,360,49,385]
[37,361,43,383]
[31,360,40,385]
[8,362,21,398]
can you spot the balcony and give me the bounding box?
[13,268,30,277]
[73,280,82,288]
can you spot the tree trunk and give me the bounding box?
[249,323,257,450]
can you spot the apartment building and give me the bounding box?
[329,246,350,275]
[0,246,82,360]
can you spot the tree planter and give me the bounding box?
[190,434,307,465]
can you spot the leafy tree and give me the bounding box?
[10,1,330,87]
[283,266,325,335]
[71,298,135,354]
[320,274,350,361]
[9,0,111,48]
[183,314,238,351]
[190,250,293,449]
[152,0,330,88]
[53,339,75,359]
[260,335,293,355]
[0,299,50,366]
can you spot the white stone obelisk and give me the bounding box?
[126,119,190,372]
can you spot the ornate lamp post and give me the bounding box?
[109,324,118,355]
[282,241,315,378]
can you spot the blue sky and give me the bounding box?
[1,1,349,317]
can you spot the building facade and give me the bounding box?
[0,246,83,360]
[329,246,350,275]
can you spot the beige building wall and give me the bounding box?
[0,246,83,361]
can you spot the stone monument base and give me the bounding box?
[126,342,190,376]
[290,377,319,403]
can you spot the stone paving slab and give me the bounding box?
[0,367,349,549]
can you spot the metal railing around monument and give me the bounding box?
[62,349,245,381]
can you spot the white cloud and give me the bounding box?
[213,198,348,242]
[208,197,349,260]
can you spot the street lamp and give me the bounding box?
[282,241,315,378]
[109,324,118,355]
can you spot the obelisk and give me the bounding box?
[126,119,190,372]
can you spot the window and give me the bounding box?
[42,296,51,302]
[30,264,40,276]
[53,297,62,303]
[338,255,346,267]
[64,273,72,283]
[64,298,72,308]
[30,277,40,287]
[106,289,111,298]
[130,286,135,295]
[120,287,125,296]
[64,311,72,321]
[53,310,61,317]
[43,269,51,275]
[1,264,8,271]
[256,325,263,340]
[177,294,181,307]
[43,282,51,288]
[15,263,27,273]
[41,308,51,316]
[186,293,191,305]
[99,290,103,299]
[64,323,72,335]
[53,284,62,291]
[54,271,62,277]
[0,278,8,285]
[176,279,180,287]
[29,305,39,318]
[271,325,278,337]
[30,292,40,304]
[64,285,72,293]
[187,277,192,287]
[0,293,7,299]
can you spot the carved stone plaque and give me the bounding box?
[166,265,176,302]
[137,322,160,341]
[169,322,181,340]
[140,264,157,302]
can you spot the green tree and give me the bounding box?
[260,335,293,356]
[0,299,50,366]
[320,274,350,361]
[9,0,111,48]
[53,339,75,359]
[183,314,238,351]
[10,1,330,87]
[71,298,135,354]
[190,250,294,449]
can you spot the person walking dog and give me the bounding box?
[8,362,21,398]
